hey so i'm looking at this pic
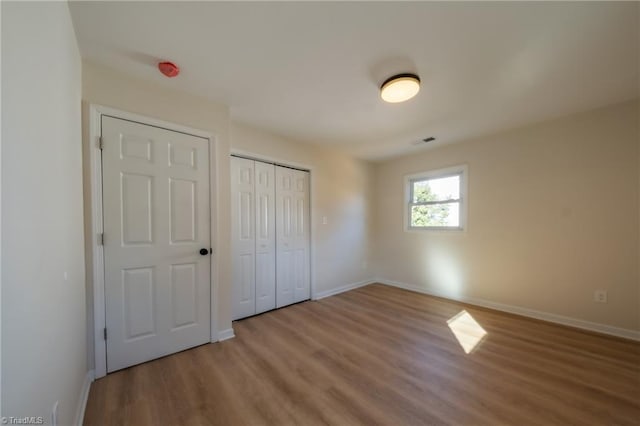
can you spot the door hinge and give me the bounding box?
[103,328,107,340]
[98,136,104,150]
[98,233,104,245]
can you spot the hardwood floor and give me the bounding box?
[84,284,640,425]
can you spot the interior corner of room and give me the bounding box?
[1,1,639,425]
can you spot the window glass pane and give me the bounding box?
[412,175,460,203]
[411,202,460,227]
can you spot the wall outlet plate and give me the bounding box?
[594,290,607,303]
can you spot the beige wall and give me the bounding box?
[374,100,640,332]
[81,63,376,373]
[80,60,637,376]
[81,62,233,368]
[231,123,374,294]
[1,2,86,424]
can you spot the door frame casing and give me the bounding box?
[88,104,218,379]
[230,149,316,302]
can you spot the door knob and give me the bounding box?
[200,248,210,256]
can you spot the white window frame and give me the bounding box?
[404,164,468,231]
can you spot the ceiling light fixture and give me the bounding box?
[380,73,420,103]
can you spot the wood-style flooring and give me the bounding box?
[84,284,640,425]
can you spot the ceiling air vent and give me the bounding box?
[411,137,435,145]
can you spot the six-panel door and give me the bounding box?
[102,116,211,373]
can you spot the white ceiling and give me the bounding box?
[69,1,639,161]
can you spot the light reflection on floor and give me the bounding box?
[447,310,487,354]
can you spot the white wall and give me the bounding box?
[1,2,86,425]
[81,62,233,368]
[231,123,374,295]
[373,100,639,333]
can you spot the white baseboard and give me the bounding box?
[313,279,376,300]
[74,369,94,426]
[218,328,235,341]
[377,279,640,342]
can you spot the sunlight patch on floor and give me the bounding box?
[447,310,487,354]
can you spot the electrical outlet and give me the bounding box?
[51,401,59,426]
[594,290,607,303]
[322,216,328,225]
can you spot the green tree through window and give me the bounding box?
[411,182,451,227]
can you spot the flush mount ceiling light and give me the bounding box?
[380,73,421,103]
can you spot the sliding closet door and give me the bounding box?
[276,166,311,308]
[231,157,256,320]
[254,161,276,314]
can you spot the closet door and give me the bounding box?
[291,169,311,303]
[254,161,276,314]
[276,166,310,308]
[231,157,256,320]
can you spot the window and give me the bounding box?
[405,165,467,230]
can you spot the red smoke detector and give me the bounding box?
[158,61,180,78]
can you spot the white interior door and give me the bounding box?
[231,157,256,320]
[276,166,310,308]
[291,169,311,303]
[102,116,211,373]
[254,161,276,314]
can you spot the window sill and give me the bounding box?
[405,226,466,234]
